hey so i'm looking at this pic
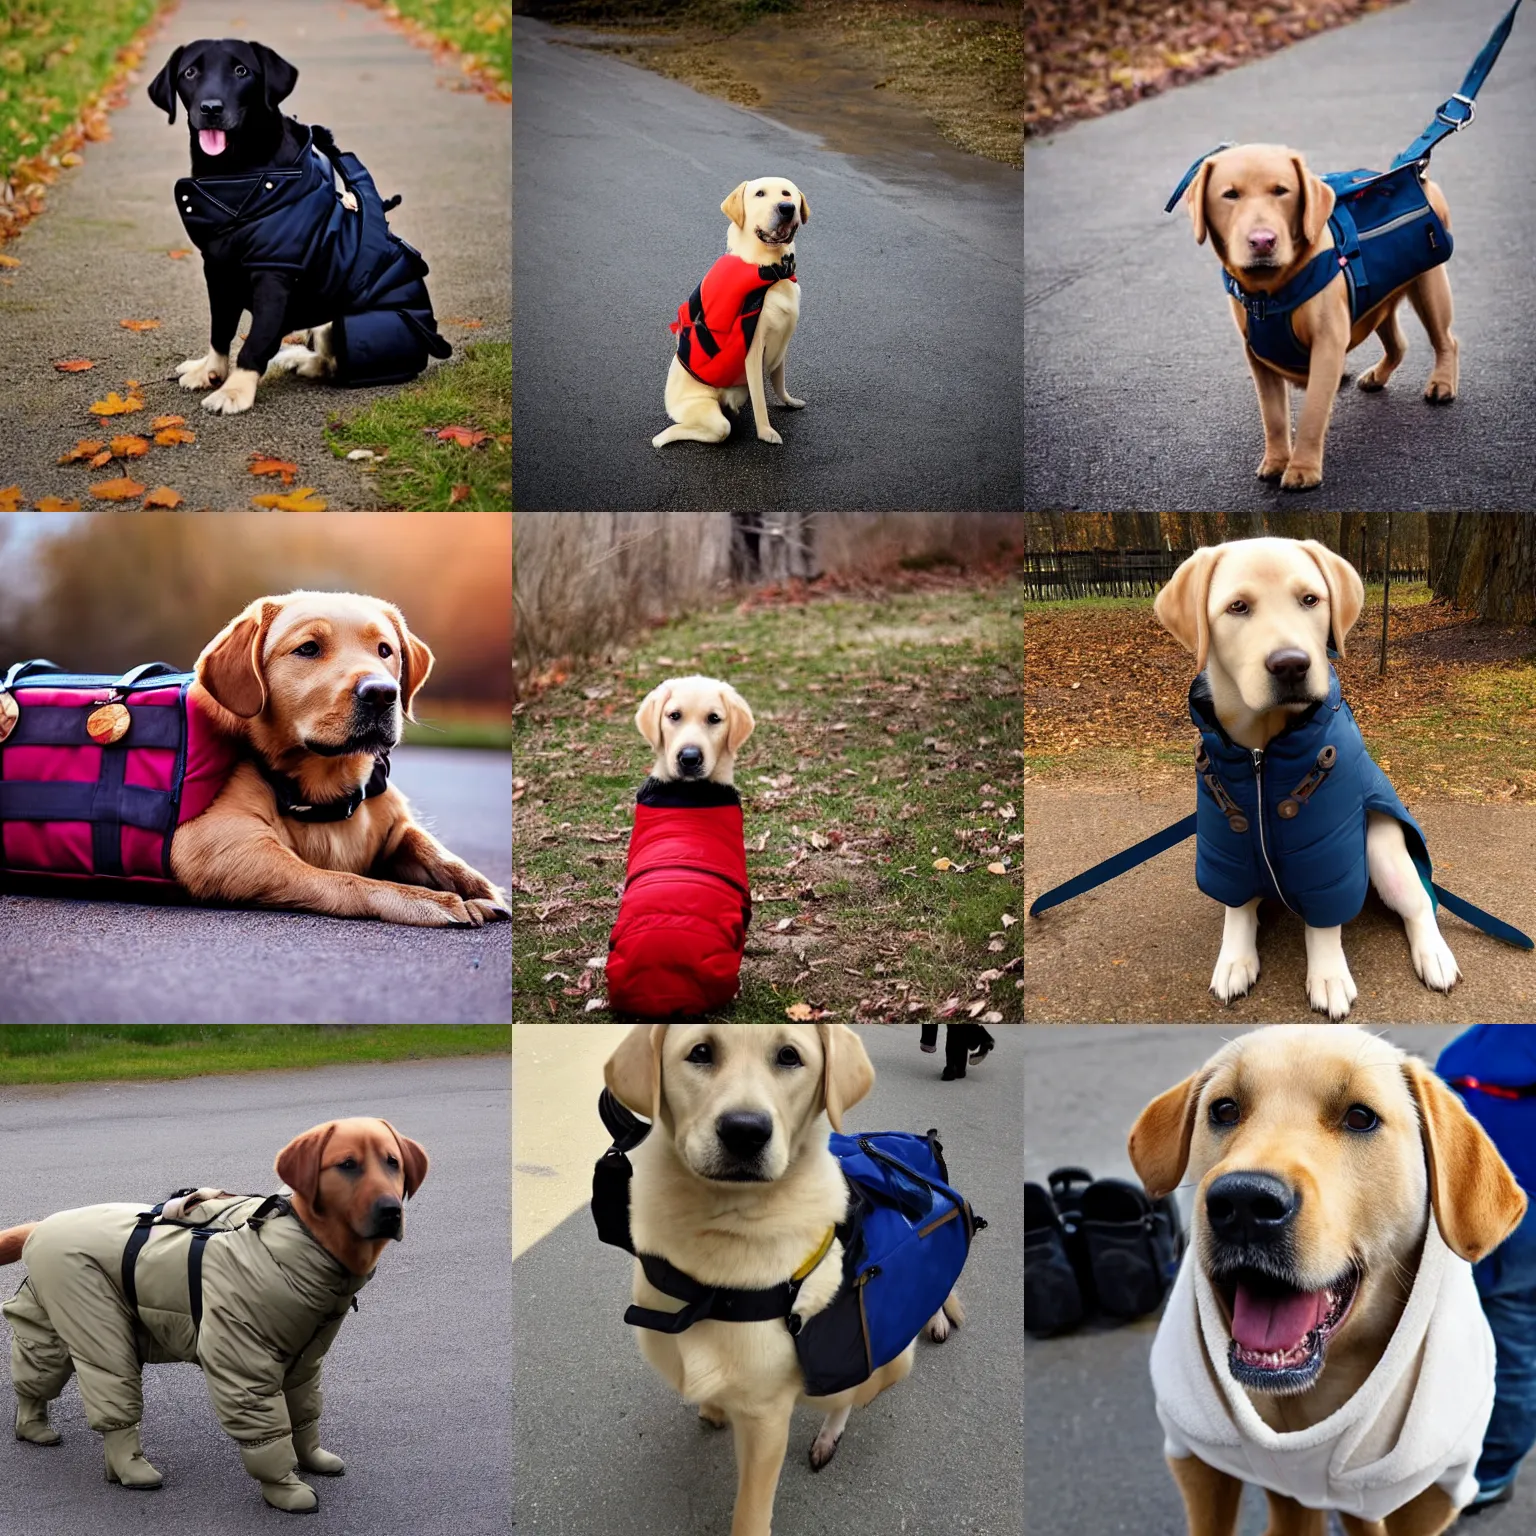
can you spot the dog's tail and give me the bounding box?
[0,1224,38,1266]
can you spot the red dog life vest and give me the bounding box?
[607,780,751,1019]
[0,659,237,882]
[671,253,797,388]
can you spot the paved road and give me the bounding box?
[1024,786,1536,1023]
[0,0,509,510]
[0,1056,510,1536]
[0,747,512,1024]
[512,18,1024,511]
[1022,0,1536,511]
[512,1023,1023,1535]
[1023,1025,1536,1536]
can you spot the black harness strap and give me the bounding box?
[251,751,391,823]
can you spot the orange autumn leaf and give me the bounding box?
[0,254,21,270]
[124,379,140,390]
[443,315,483,328]
[436,426,488,448]
[89,476,146,502]
[57,439,105,463]
[59,151,83,168]
[54,358,96,372]
[449,484,471,505]
[166,248,193,260]
[0,486,23,511]
[150,414,186,430]
[88,450,112,468]
[248,454,299,486]
[118,319,160,332]
[90,391,144,417]
[251,488,328,511]
[140,486,184,508]
[154,426,195,446]
[33,496,82,511]
[108,435,150,459]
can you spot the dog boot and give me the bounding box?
[293,1421,345,1476]
[260,1473,321,1513]
[242,1438,319,1513]
[102,1425,162,1489]
[14,1396,60,1445]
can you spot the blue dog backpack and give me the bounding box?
[591,1090,986,1397]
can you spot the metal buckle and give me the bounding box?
[1435,93,1476,131]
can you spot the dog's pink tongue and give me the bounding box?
[1231,1283,1328,1352]
[199,129,227,155]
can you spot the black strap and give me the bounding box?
[0,780,176,831]
[112,662,182,691]
[1,659,62,690]
[626,1252,802,1333]
[120,1201,168,1317]
[251,750,391,822]
[188,1229,215,1330]
[92,728,129,876]
[3,702,183,750]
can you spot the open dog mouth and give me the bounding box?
[1215,1264,1359,1391]
[755,224,796,246]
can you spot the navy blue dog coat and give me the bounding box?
[174,123,451,387]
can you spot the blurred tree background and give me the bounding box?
[0,513,511,708]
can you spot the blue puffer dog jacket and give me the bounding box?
[174,123,452,387]
[1191,666,1434,928]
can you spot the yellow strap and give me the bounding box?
[790,1226,836,1282]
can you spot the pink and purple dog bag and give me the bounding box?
[0,658,237,883]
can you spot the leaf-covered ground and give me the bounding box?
[514,575,1023,1022]
[1025,584,1536,803]
[1025,0,1408,139]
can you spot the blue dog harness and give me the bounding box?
[1164,0,1523,375]
[175,123,452,387]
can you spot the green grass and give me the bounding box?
[0,0,159,189]
[0,1025,510,1084]
[403,714,514,749]
[386,0,512,81]
[513,583,1023,1022]
[326,342,510,510]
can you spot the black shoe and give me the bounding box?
[1025,1181,1085,1337]
[968,1041,993,1065]
[941,1065,965,1080]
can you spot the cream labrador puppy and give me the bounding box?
[636,675,755,785]
[604,1024,961,1536]
[1154,538,1459,1017]
[652,175,809,449]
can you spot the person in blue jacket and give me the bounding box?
[1438,1026,1536,1512]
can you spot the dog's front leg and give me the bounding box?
[1245,352,1292,481]
[1366,811,1459,993]
[284,1359,345,1478]
[1168,1453,1243,1536]
[373,822,511,923]
[1303,922,1356,1019]
[729,1398,795,1536]
[1210,898,1261,1003]
[1282,333,1347,492]
[177,259,243,390]
[203,270,293,415]
[744,322,781,445]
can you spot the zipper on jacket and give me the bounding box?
[1356,207,1431,241]
[1251,749,1299,916]
[623,863,750,901]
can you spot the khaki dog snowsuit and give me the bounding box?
[4,1193,367,1511]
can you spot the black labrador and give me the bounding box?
[149,39,336,415]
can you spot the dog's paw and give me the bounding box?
[1256,454,1288,482]
[1280,462,1323,492]
[1210,952,1260,1004]
[697,1403,728,1430]
[757,426,784,445]
[201,368,259,415]
[808,1424,843,1472]
[926,1307,951,1343]
[1410,930,1461,993]
[465,897,512,925]
[1356,366,1389,393]
[777,392,806,409]
[1424,377,1456,404]
[176,352,227,390]
[1306,964,1358,1020]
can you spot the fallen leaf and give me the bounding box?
[33,496,82,511]
[0,486,23,510]
[140,486,184,508]
[987,939,1005,952]
[89,391,143,416]
[785,1003,814,1021]
[809,831,829,849]
[166,248,193,260]
[345,448,379,462]
[442,315,484,328]
[1000,913,1017,927]
[54,358,96,372]
[89,476,147,502]
[150,415,186,430]
[932,857,954,871]
[59,151,84,168]
[583,997,606,1013]
[57,439,105,463]
[980,1011,1003,1024]
[108,435,150,459]
[248,454,299,485]
[435,425,488,448]
[251,487,328,511]
[966,999,986,1018]
[986,862,1007,875]
[154,427,195,446]
[88,450,112,468]
[773,917,795,932]
[449,483,471,505]
[0,254,20,269]
[118,318,160,332]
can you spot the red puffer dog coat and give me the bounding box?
[607,779,751,1019]
[670,252,797,389]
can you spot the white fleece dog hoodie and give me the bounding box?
[1149,1218,1493,1520]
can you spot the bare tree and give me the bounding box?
[1428,514,1536,623]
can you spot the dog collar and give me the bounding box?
[253,750,391,822]
[791,1225,838,1282]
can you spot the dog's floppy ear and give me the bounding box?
[719,682,756,756]
[1129,1071,1206,1200]
[819,1025,873,1132]
[384,603,434,720]
[196,598,281,719]
[1402,1058,1527,1264]
[797,189,810,225]
[249,41,300,112]
[1298,539,1364,657]
[148,46,185,124]
[1292,152,1335,249]
[1186,157,1215,246]
[635,682,670,751]
[721,181,749,229]
[276,1121,337,1213]
[380,1119,430,1199]
[1153,545,1224,673]
[605,1025,667,1122]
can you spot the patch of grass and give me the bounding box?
[404,714,514,750]
[326,343,510,510]
[0,1025,510,1084]
[376,0,512,82]
[513,582,1023,1022]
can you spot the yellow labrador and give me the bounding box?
[636,675,755,785]
[604,1024,962,1536]
[1129,1025,1525,1536]
[1155,537,1459,1018]
[1184,144,1457,490]
[652,175,810,449]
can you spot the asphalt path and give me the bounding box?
[1023,1025,1536,1536]
[0,1056,510,1536]
[1024,786,1536,1023]
[0,0,510,510]
[1022,0,1536,511]
[512,1023,1023,1535]
[512,18,1024,511]
[0,747,512,1025]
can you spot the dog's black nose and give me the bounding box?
[776,200,796,220]
[676,745,704,775]
[200,98,224,119]
[369,1197,403,1239]
[1206,1171,1296,1247]
[716,1111,773,1160]
[356,675,399,715]
[1265,649,1312,684]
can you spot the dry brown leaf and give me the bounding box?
[140,486,184,508]
[154,427,195,446]
[0,486,23,511]
[986,862,1007,875]
[33,496,82,511]
[109,435,150,459]
[435,425,488,448]
[89,476,147,502]
[449,484,471,505]
[251,488,328,511]
[89,391,144,417]
[118,319,160,332]
[150,414,186,430]
[54,358,96,372]
[0,254,22,270]
[248,454,299,486]
[59,152,83,168]
[57,439,105,464]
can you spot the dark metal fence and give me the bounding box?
[1024,549,1429,601]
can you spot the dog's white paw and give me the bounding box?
[777,392,806,409]
[757,426,783,445]
[1306,964,1358,1020]
[177,351,227,390]
[201,368,259,415]
[926,1307,951,1343]
[697,1402,728,1430]
[808,1411,848,1472]
[1410,929,1461,993]
[1210,951,1260,1004]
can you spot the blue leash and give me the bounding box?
[1028,813,1534,950]
[1164,0,1525,209]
